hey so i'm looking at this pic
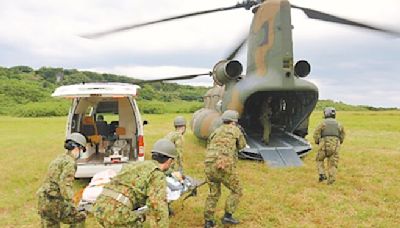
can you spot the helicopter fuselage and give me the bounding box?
[191,0,319,167]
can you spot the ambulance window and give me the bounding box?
[96,101,118,118]
[71,114,79,132]
[96,101,118,113]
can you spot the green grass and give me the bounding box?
[0,111,399,227]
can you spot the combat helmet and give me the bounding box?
[151,138,177,158]
[174,116,187,127]
[65,132,87,151]
[323,107,336,118]
[221,110,239,122]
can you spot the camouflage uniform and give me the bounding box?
[37,153,86,228]
[204,124,246,222]
[93,160,168,228]
[164,130,184,174]
[259,100,272,144]
[313,118,345,184]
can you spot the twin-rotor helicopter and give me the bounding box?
[82,0,399,167]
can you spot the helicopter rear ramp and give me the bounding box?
[240,130,311,167]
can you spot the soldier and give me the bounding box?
[37,132,87,228]
[164,116,186,177]
[313,107,345,185]
[259,97,273,144]
[96,115,105,122]
[93,138,177,227]
[204,110,247,228]
[164,116,186,216]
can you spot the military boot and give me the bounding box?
[221,212,240,225]
[204,220,215,228]
[318,174,327,182]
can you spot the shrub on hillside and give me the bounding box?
[137,101,166,114]
[136,100,204,114]
[12,101,70,117]
[316,100,369,111]
[0,94,17,115]
[0,79,51,104]
[175,102,204,113]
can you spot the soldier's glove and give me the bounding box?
[77,204,86,212]
[138,214,146,223]
[134,206,148,222]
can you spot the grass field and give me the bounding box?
[0,111,399,227]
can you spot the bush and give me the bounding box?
[174,102,204,113]
[12,101,70,117]
[137,100,204,114]
[188,103,204,113]
[137,101,166,114]
[0,94,16,115]
[316,100,369,111]
[0,79,51,104]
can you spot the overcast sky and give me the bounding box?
[0,0,399,108]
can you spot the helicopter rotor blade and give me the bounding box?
[291,5,400,37]
[81,1,259,39]
[137,72,212,84]
[226,36,248,60]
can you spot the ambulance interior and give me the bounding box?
[70,97,138,164]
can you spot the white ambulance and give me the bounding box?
[52,83,146,178]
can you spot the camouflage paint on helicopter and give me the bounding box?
[191,85,224,139]
[191,0,318,146]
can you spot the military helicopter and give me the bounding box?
[82,0,399,167]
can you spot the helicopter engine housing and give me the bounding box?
[212,60,243,86]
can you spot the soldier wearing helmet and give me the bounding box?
[259,96,273,144]
[36,132,87,227]
[93,139,177,227]
[204,110,247,227]
[164,116,186,216]
[313,107,345,185]
[164,116,186,179]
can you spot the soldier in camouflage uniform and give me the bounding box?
[164,116,186,216]
[164,116,186,177]
[36,133,87,228]
[93,139,177,228]
[313,107,345,185]
[259,97,273,144]
[204,110,247,228]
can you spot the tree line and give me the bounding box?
[0,66,208,116]
[0,66,396,117]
